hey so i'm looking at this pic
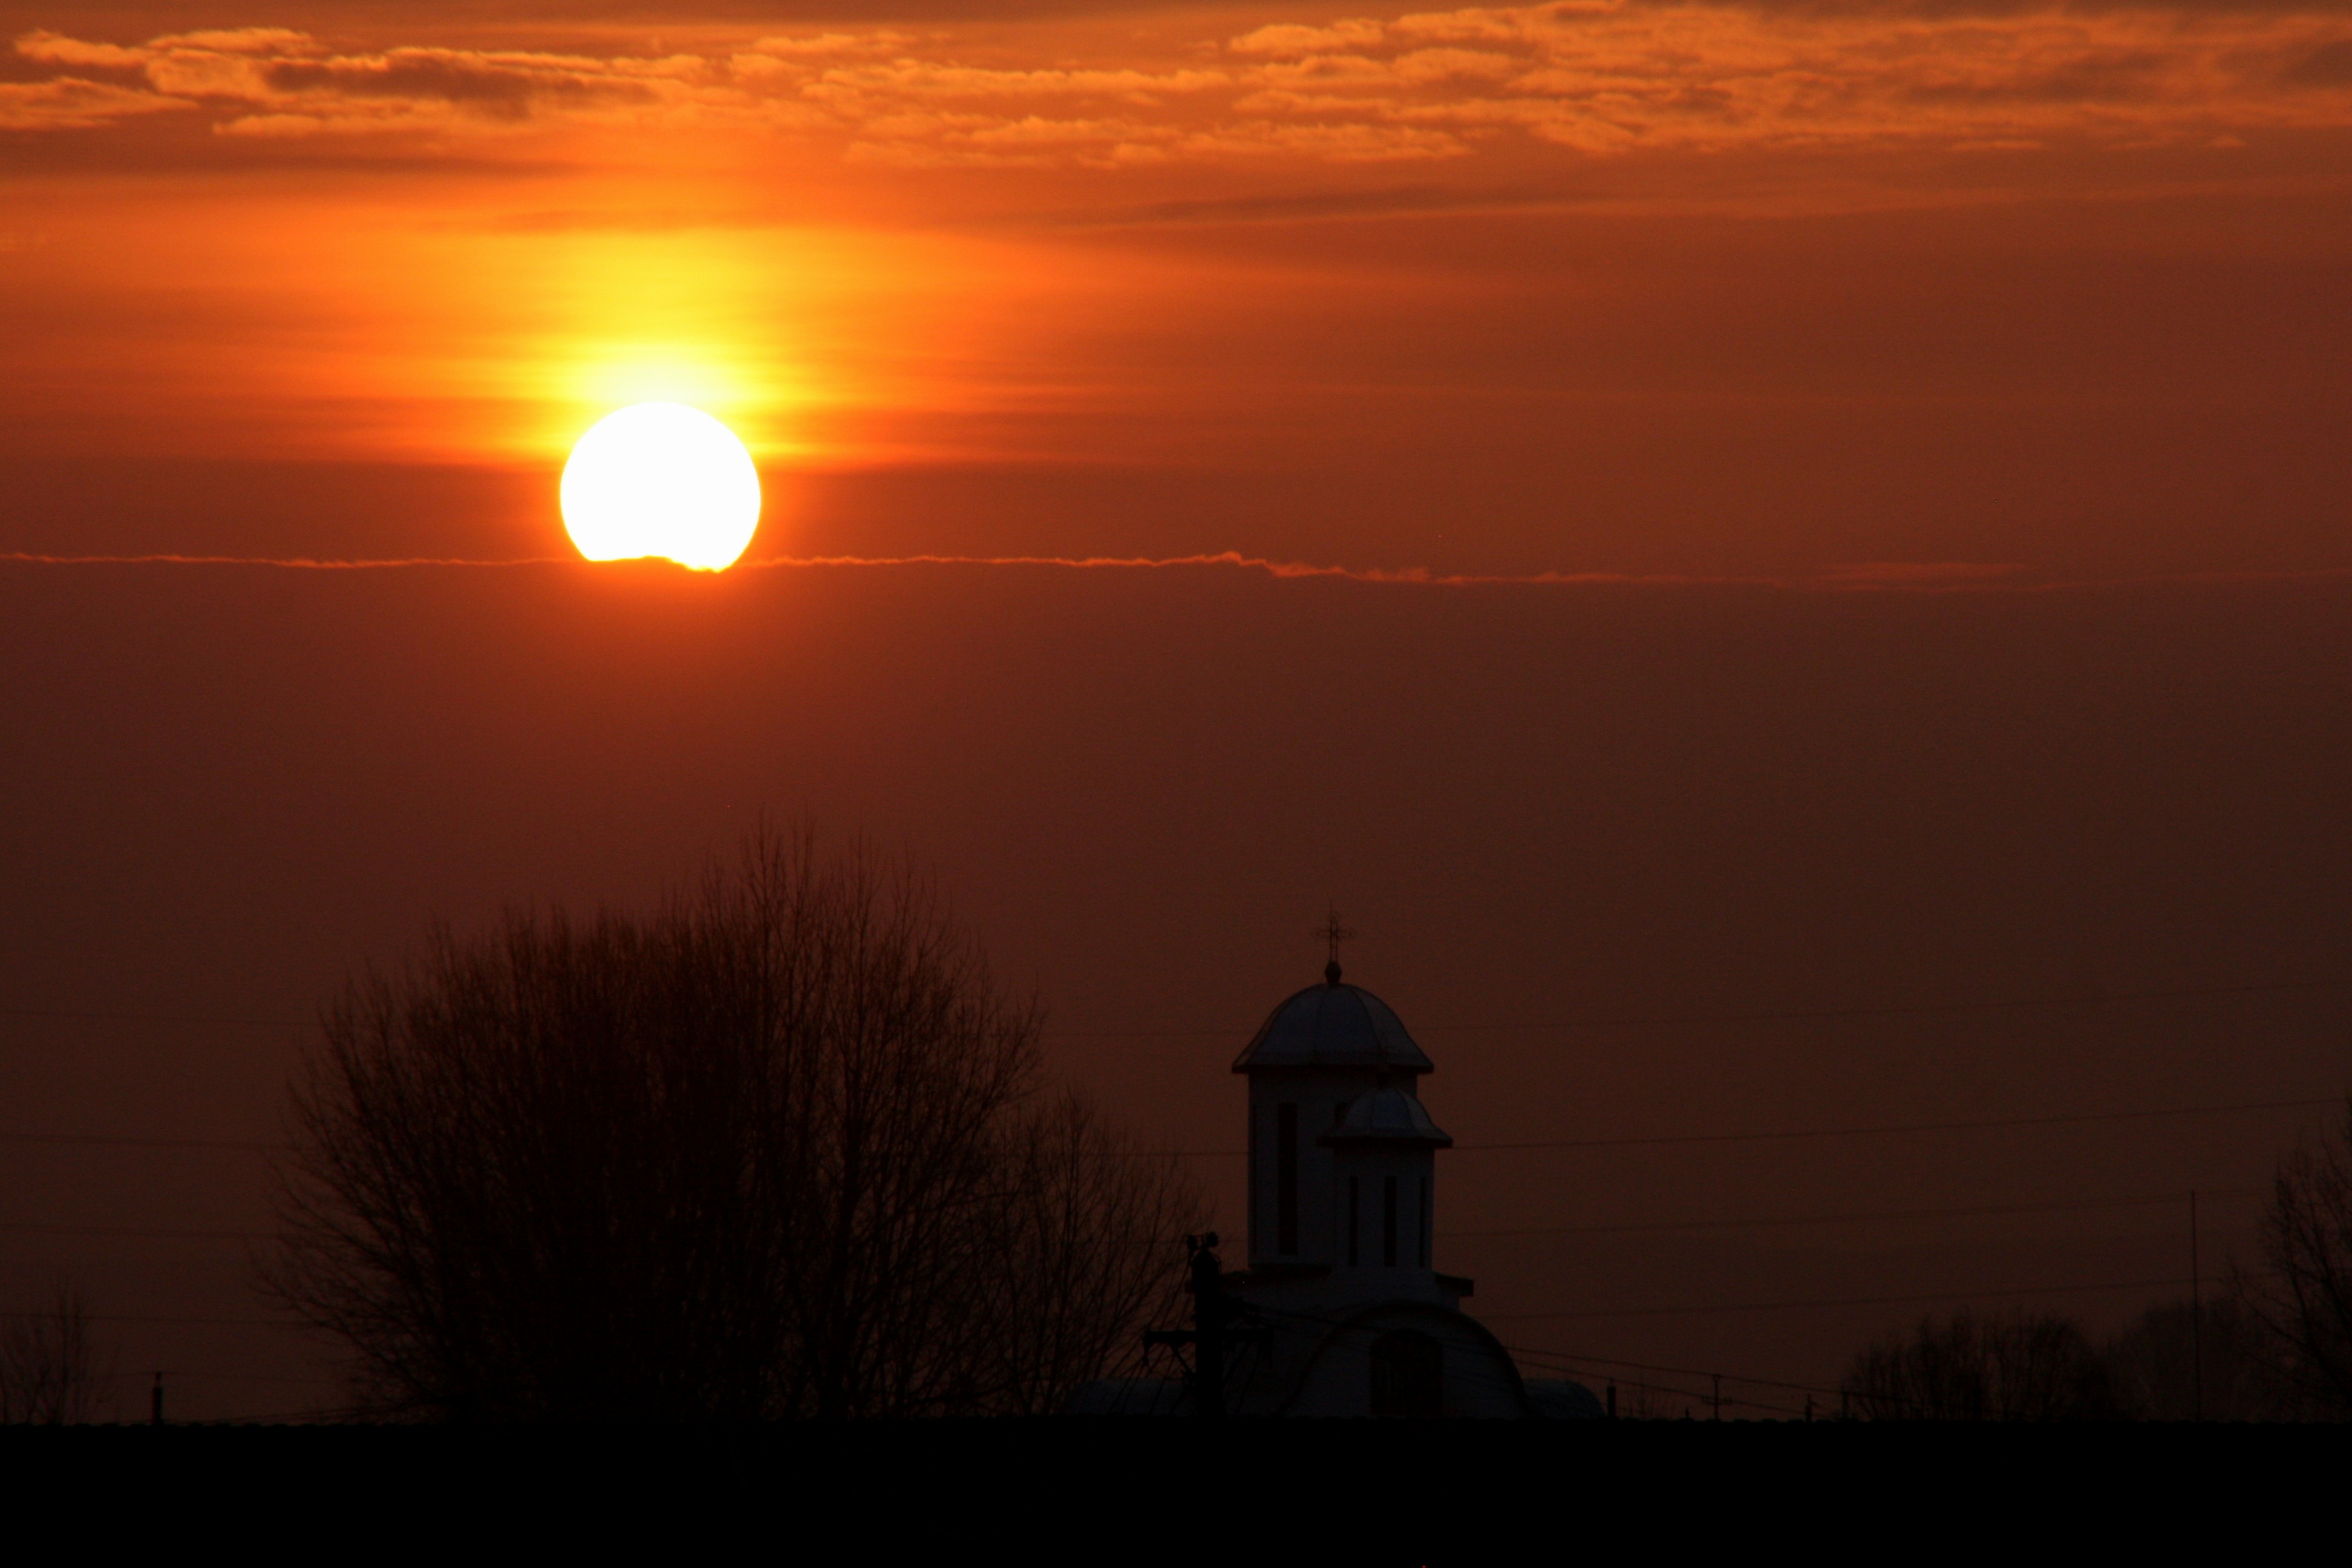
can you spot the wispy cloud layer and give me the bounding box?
[18,549,2298,596]
[10,4,2352,163]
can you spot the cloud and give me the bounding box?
[1819,561,2031,587]
[0,76,191,129]
[1229,19,1394,56]
[10,27,738,139]
[14,31,151,69]
[16,551,2352,596]
[10,5,2352,165]
[2285,38,2352,84]
[1181,119,1472,160]
[0,553,566,567]
[738,32,918,62]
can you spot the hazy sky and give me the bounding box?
[4,3,2350,1419]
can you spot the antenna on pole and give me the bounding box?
[1143,1233,1266,1416]
[2190,1188,2203,1422]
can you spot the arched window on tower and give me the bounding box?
[1417,1176,1429,1269]
[1347,1176,1361,1266]
[1368,1329,1443,1417]
[1276,1103,1298,1255]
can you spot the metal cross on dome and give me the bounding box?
[1315,909,1356,984]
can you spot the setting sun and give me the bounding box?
[560,402,761,571]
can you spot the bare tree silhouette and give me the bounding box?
[0,1286,113,1424]
[975,1093,1201,1415]
[2239,1097,2352,1417]
[267,828,1198,1420]
[1843,1308,2120,1420]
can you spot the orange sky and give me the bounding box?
[7,4,2352,1420]
[6,1,2351,577]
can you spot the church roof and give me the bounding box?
[1230,967,1434,1074]
[1321,1086,1453,1148]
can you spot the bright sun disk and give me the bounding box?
[561,402,761,570]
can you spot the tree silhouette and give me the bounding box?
[2104,1297,2287,1420]
[0,1286,112,1424]
[2240,1097,2352,1417]
[1843,1307,2120,1420]
[268,828,1197,1420]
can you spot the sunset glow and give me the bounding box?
[11,0,2352,1434]
[7,5,2350,573]
[560,402,761,570]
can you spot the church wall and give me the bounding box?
[1235,1299,1527,1419]
[1247,1068,1396,1269]
[1326,1145,1437,1273]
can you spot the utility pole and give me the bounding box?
[2190,1189,2203,1422]
[150,1372,163,1426]
[1606,1381,1616,1419]
[1145,1233,1263,1417]
[1711,1373,1722,1421]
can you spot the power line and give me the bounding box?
[1504,1338,2140,1422]
[0,1221,261,1241]
[1509,1336,1877,1411]
[0,1310,285,1329]
[1508,1350,1829,1419]
[1481,1273,2197,1322]
[1048,975,2352,1039]
[0,1130,284,1152]
[15,973,2339,1040]
[1505,1342,1844,1406]
[1126,1093,2341,1157]
[0,1183,2266,1246]
[1459,1097,2339,1154]
[0,1006,309,1028]
[1437,1184,2265,1241]
[11,1091,2319,1158]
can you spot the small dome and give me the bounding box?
[1322,1086,1453,1148]
[1231,977,1433,1074]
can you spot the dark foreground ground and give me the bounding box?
[1,1421,2337,1558]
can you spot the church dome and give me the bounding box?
[1230,968,1434,1074]
[1322,1086,1453,1148]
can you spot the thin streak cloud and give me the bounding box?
[15,551,2341,594]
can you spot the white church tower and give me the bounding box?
[1239,955,1449,1278]
[1223,952,1534,1417]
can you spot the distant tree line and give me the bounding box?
[1844,1100,2352,1421]
[267,829,1200,1420]
[1842,1299,2268,1421]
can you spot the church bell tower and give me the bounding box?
[1070,927,1550,1417]
[1231,955,1451,1278]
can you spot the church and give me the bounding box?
[1076,957,1598,1418]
